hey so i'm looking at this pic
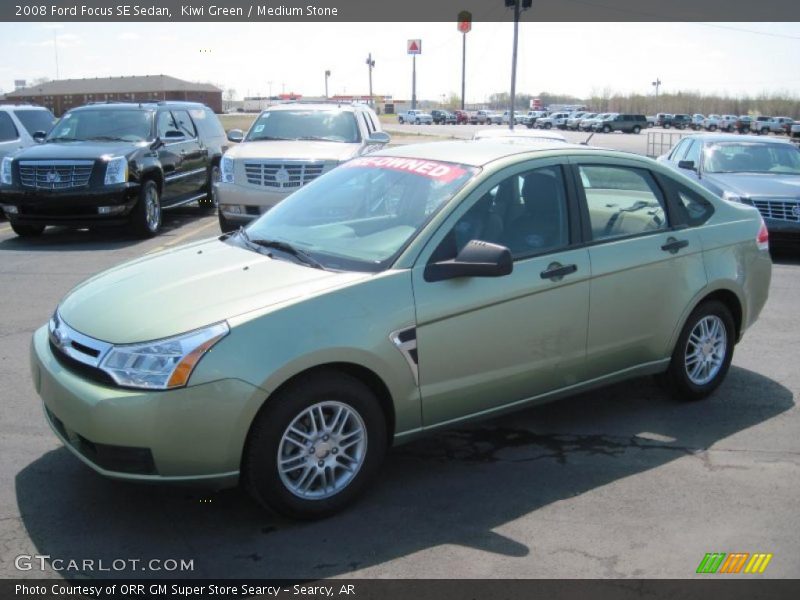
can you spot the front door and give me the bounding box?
[412,160,591,427]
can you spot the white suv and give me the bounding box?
[216,103,390,231]
[0,104,56,159]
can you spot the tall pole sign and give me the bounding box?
[407,39,421,110]
[457,11,472,110]
[506,0,532,130]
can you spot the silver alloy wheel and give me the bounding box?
[144,184,161,232]
[684,315,727,386]
[277,401,368,500]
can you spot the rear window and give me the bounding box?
[0,112,18,142]
[188,107,226,140]
[13,109,56,136]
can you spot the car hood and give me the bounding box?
[703,172,800,198]
[224,140,362,162]
[58,238,370,344]
[14,140,146,161]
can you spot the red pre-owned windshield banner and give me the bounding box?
[342,156,470,183]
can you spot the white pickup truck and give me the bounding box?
[398,109,433,125]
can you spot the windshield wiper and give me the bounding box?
[252,136,294,141]
[47,136,80,142]
[87,135,127,141]
[234,229,324,270]
[295,136,341,142]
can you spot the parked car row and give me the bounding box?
[646,112,797,135]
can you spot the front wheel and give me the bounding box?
[603,125,612,133]
[129,179,162,238]
[199,164,220,211]
[632,125,641,134]
[664,300,735,401]
[244,371,387,519]
[10,222,45,237]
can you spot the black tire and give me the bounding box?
[398,118,404,124]
[709,125,717,132]
[663,300,735,401]
[664,123,671,129]
[244,370,388,519]
[603,125,611,133]
[218,212,237,233]
[632,125,641,134]
[10,222,45,237]
[544,122,552,129]
[415,119,421,125]
[198,164,220,211]
[129,179,162,238]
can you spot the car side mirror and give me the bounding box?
[678,160,696,171]
[367,132,390,145]
[33,131,47,143]
[424,240,513,282]
[227,129,244,143]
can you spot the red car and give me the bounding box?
[454,110,470,125]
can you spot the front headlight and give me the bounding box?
[104,156,128,185]
[99,322,229,390]
[1,156,12,185]
[221,156,235,183]
[722,191,743,203]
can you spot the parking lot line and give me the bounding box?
[146,218,218,255]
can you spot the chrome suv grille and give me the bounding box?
[243,161,326,189]
[19,160,94,190]
[751,198,800,223]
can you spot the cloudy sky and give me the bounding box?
[1,21,799,102]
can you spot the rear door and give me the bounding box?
[570,159,707,379]
[413,159,591,426]
[171,109,208,197]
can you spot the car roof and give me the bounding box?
[68,101,207,111]
[683,133,795,144]
[265,102,372,113]
[371,139,621,167]
[0,104,50,111]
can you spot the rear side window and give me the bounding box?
[13,109,55,135]
[0,112,19,142]
[188,107,226,140]
[665,179,715,227]
[577,165,668,241]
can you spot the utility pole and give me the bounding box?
[365,54,375,106]
[652,78,661,104]
[457,11,472,111]
[505,1,532,129]
[324,70,330,98]
[407,40,421,110]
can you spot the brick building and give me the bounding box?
[5,75,222,115]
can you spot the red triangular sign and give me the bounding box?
[409,41,419,52]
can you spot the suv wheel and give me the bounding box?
[10,222,45,237]
[602,125,611,133]
[199,164,220,211]
[398,118,404,124]
[664,300,735,401]
[709,124,717,131]
[415,118,421,125]
[544,122,552,129]
[129,179,162,238]
[244,370,388,519]
[632,125,641,134]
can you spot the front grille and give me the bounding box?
[243,161,325,189]
[19,160,94,190]
[751,198,800,223]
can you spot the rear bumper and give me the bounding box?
[1,183,138,226]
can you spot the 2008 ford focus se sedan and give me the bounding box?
[30,140,772,518]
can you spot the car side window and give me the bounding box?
[431,165,570,262]
[577,165,668,241]
[670,139,688,161]
[667,180,715,227]
[0,112,19,142]
[172,110,197,138]
[156,111,181,139]
[684,140,701,165]
[360,112,373,134]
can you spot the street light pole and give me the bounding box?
[325,70,330,98]
[365,53,375,106]
[509,0,521,130]
[461,32,466,111]
[652,78,661,104]
[412,54,417,110]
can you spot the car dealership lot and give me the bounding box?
[0,139,799,579]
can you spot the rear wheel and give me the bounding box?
[244,371,388,519]
[602,125,611,133]
[664,301,735,401]
[632,125,641,134]
[199,164,220,211]
[10,222,45,237]
[709,124,717,132]
[544,122,552,129]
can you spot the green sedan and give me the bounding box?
[30,140,772,518]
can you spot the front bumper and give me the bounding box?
[30,325,264,486]
[1,183,138,227]
[216,181,289,222]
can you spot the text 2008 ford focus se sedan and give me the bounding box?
[30,140,772,518]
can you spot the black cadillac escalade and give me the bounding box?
[0,101,228,238]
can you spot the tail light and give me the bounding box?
[756,221,769,251]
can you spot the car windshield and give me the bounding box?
[246,110,360,143]
[13,109,56,135]
[239,156,479,272]
[703,142,800,175]
[46,109,153,142]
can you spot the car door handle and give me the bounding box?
[540,263,578,280]
[661,237,689,253]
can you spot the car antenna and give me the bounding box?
[580,133,594,146]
